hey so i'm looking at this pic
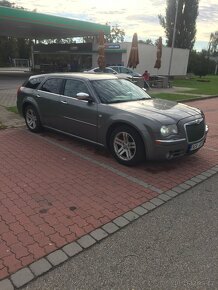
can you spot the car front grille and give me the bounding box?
[185,118,205,143]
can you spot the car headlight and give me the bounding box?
[160,124,178,137]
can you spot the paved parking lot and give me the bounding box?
[0,93,218,288]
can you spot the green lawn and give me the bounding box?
[149,93,201,102]
[0,121,6,129]
[7,106,18,114]
[172,75,218,95]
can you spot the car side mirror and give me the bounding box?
[76,92,93,103]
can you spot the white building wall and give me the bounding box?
[120,42,190,76]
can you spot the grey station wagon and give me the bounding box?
[17,73,208,166]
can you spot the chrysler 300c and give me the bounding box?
[17,73,208,166]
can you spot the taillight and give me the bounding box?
[17,86,21,95]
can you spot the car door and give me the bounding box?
[36,78,64,128]
[59,79,98,142]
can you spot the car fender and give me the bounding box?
[101,113,152,152]
[22,96,42,120]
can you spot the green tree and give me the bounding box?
[139,39,154,45]
[159,0,199,49]
[0,1,31,65]
[105,24,125,43]
[188,50,216,77]
[208,32,218,56]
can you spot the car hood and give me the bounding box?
[109,98,201,122]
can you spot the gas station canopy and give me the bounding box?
[0,6,110,39]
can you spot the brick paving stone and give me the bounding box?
[179,183,191,190]
[184,180,197,187]
[90,228,108,241]
[190,177,202,183]
[46,250,68,266]
[123,211,140,221]
[150,197,164,206]
[113,217,129,227]
[132,206,148,216]
[195,174,208,181]
[164,190,179,198]
[10,268,34,288]
[148,186,163,194]
[77,235,96,248]
[62,242,83,257]
[141,202,156,210]
[29,258,52,276]
[206,169,217,175]
[0,97,217,282]
[201,171,213,177]
[102,222,119,234]
[158,193,172,202]
[171,186,186,194]
[0,279,14,290]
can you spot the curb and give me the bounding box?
[1,166,217,289]
[180,95,218,103]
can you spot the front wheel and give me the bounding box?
[24,105,41,132]
[110,125,145,166]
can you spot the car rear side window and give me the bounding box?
[40,78,63,94]
[24,77,44,89]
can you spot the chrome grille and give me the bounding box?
[185,118,205,143]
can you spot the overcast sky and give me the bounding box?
[14,0,218,51]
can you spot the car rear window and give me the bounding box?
[40,78,63,94]
[24,77,45,89]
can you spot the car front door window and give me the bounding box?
[64,79,89,98]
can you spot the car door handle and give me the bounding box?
[36,94,41,98]
[61,100,67,104]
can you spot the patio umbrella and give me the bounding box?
[127,33,139,69]
[97,30,105,70]
[154,37,162,69]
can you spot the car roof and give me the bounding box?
[29,72,118,81]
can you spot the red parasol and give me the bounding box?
[154,37,162,69]
[97,30,105,70]
[127,33,139,69]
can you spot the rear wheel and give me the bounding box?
[110,125,145,166]
[24,105,41,132]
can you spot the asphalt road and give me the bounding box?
[22,174,218,290]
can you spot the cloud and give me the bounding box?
[10,0,218,49]
[126,14,159,24]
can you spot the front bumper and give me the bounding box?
[147,125,209,160]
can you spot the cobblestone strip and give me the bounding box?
[1,168,217,289]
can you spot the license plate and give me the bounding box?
[189,140,204,151]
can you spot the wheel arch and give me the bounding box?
[106,121,147,154]
[22,99,40,118]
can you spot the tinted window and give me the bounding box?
[110,66,119,73]
[120,67,131,74]
[40,78,63,94]
[64,79,89,98]
[24,77,44,89]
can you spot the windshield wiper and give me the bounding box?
[109,99,131,104]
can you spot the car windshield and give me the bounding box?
[91,79,151,104]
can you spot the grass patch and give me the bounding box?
[0,121,7,130]
[7,106,18,114]
[172,75,218,95]
[150,93,202,102]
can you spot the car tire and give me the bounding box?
[110,125,145,166]
[24,105,41,132]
